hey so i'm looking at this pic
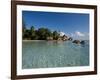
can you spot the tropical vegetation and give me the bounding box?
[22,25,61,40]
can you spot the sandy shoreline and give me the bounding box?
[22,40,47,42]
[22,40,65,42]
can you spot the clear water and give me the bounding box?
[22,40,89,69]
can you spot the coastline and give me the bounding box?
[22,40,46,42]
[22,39,89,41]
[22,40,64,42]
[22,40,89,45]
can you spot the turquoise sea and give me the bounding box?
[22,40,89,69]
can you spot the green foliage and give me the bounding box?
[36,28,53,40]
[22,25,54,40]
[53,31,59,40]
[23,29,31,40]
[30,26,36,40]
[30,26,35,32]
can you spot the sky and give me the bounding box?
[22,11,89,40]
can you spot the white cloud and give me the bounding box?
[75,31,85,37]
[59,32,65,36]
[69,31,89,40]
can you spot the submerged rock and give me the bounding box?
[72,40,81,44]
[73,40,85,45]
[80,40,85,45]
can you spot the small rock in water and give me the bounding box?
[80,41,85,45]
[72,40,80,44]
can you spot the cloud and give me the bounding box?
[75,31,85,37]
[70,31,89,40]
[59,32,65,36]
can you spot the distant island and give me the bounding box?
[22,25,85,45]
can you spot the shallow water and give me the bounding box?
[22,40,89,69]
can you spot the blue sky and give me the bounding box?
[22,11,89,40]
